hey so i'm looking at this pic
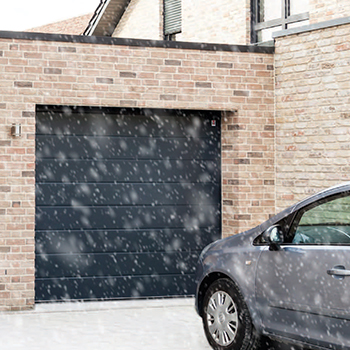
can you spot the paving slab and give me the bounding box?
[0,298,212,350]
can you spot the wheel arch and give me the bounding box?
[197,271,237,317]
[196,271,262,333]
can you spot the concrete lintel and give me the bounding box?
[273,16,350,39]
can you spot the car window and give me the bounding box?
[291,195,350,245]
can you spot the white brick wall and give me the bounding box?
[310,0,350,24]
[275,23,350,210]
[177,0,249,45]
[113,0,162,40]
[112,0,250,45]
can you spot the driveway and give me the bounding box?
[0,298,297,350]
[0,298,211,350]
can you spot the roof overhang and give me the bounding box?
[83,0,131,36]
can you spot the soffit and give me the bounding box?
[84,0,131,36]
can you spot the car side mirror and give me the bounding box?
[263,225,284,251]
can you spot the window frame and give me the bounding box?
[251,0,309,43]
[288,193,350,245]
[254,192,350,247]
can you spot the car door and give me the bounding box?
[255,193,350,349]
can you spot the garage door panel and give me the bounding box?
[36,251,199,278]
[35,274,197,301]
[36,109,219,138]
[36,159,220,183]
[36,136,219,160]
[36,107,221,301]
[36,228,221,254]
[36,183,221,207]
[36,205,220,231]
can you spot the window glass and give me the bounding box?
[253,0,310,43]
[292,195,350,244]
[259,0,282,22]
[290,0,309,15]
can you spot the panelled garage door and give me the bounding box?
[35,106,221,301]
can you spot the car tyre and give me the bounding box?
[202,278,260,350]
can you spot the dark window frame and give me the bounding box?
[251,0,309,43]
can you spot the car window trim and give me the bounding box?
[288,192,350,245]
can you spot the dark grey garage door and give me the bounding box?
[35,106,221,301]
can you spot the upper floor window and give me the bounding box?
[164,0,182,40]
[251,0,309,43]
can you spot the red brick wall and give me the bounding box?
[0,34,274,310]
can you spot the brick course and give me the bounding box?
[275,23,350,211]
[0,34,274,310]
[113,0,250,45]
[309,0,350,24]
[113,0,162,40]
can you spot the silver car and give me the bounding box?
[195,183,350,350]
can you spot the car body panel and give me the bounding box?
[256,245,350,348]
[196,182,350,350]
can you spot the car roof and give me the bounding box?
[295,181,350,209]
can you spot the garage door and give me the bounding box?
[35,106,221,301]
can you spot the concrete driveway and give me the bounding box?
[0,298,211,350]
[0,298,297,350]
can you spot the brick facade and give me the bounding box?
[4,0,350,313]
[309,0,350,24]
[177,0,249,45]
[112,0,250,45]
[0,33,274,310]
[112,0,163,40]
[275,23,350,211]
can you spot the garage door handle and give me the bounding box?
[327,267,350,277]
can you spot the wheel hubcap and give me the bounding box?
[206,291,238,346]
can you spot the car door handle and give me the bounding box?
[327,266,350,277]
[284,247,306,254]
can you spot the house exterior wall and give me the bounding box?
[112,0,250,45]
[112,0,162,40]
[274,23,350,211]
[0,33,274,310]
[177,0,249,45]
[309,0,350,24]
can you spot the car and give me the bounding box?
[195,183,350,350]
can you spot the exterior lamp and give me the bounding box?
[11,123,21,138]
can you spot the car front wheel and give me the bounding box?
[202,278,259,350]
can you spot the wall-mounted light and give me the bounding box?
[11,123,21,138]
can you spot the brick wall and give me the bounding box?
[0,33,273,310]
[275,23,350,211]
[112,0,162,40]
[113,0,250,45]
[177,0,249,45]
[309,0,350,24]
